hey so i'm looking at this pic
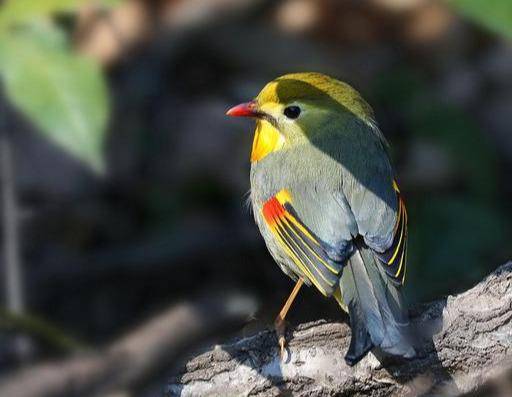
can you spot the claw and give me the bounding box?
[273,279,303,361]
[275,315,287,360]
[279,336,286,360]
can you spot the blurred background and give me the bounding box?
[0,0,511,396]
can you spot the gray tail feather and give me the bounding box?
[341,240,415,366]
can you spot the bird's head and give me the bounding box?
[227,72,376,162]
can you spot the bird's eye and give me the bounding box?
[283,106,301,119]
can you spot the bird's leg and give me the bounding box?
[274,278,304,359]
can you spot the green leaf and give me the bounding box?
[0,25,109,173]
[0,0,121,30]
[9,19,69,48]
[450,0,512,39]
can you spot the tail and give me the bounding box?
[340,240,415,366]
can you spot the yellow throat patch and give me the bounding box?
[251,120,285,162]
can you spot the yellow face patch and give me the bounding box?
[251,120,285,162]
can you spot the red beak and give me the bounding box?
[226,101,259,117]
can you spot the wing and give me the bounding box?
[261,189,346,297]
[373,181,408,285]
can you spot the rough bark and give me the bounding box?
[167,262,512,397]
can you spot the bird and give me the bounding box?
[226,72,415,366]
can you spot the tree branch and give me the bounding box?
[0,291,257,397]
[167,262,512,397]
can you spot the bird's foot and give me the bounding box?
[274,315,287,360]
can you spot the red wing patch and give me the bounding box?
[262,189,344,296]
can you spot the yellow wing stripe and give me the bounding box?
[392,179,401,193]
[375,180,408,286]
[262,190,345,297]
[275,189,293,204]
[275,189,322,246]
[388,201,406,265]
[278,217,335,285]
[270,222,328,296]
[283,212,321,246]
[280,215,338,274]
[276,218,329,283]
[394,240,407,278]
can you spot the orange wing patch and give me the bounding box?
[375,181,408,285]
[262,189,344,296]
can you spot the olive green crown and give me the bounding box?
[256,72,374,123]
